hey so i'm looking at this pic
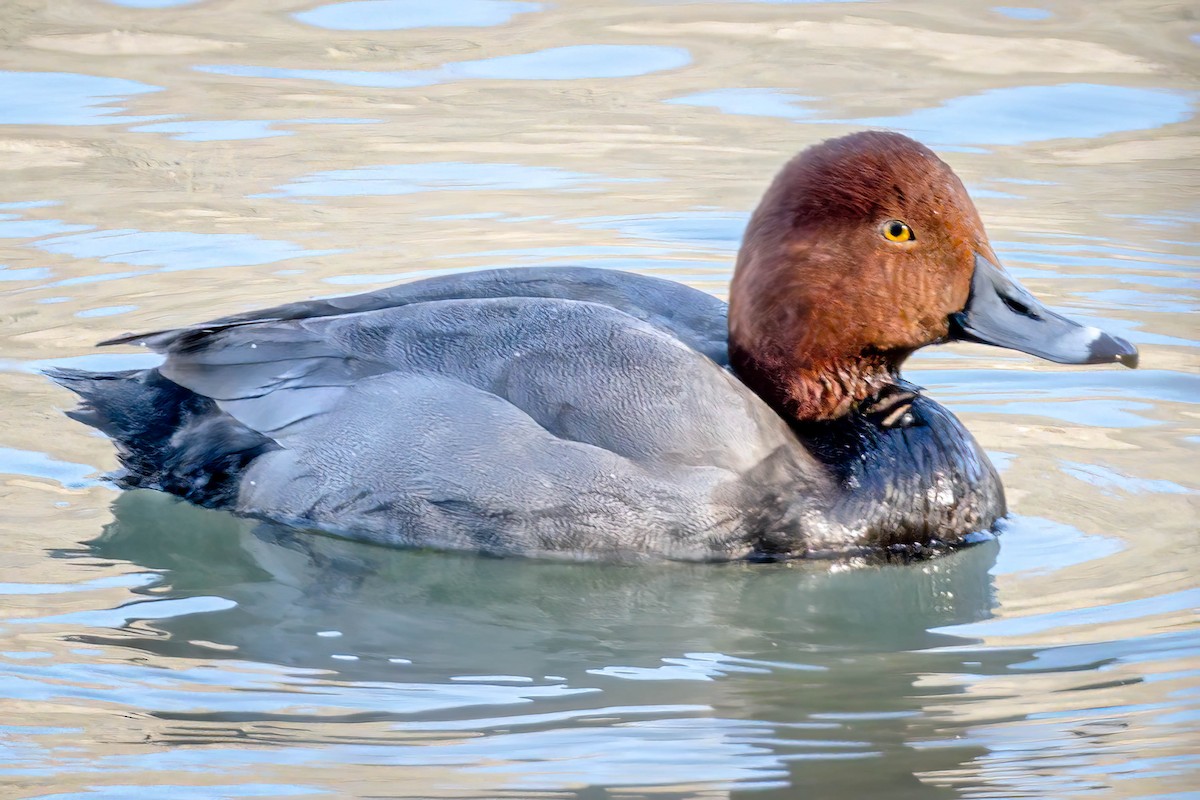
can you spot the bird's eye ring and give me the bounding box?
[882,220,914,243]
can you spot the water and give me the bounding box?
[0,0,1197,797]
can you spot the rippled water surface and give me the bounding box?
[1,1,1197,797]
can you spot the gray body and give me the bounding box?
[51,267,1003,561]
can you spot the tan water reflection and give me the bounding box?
[0,0,1197,797]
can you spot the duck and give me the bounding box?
[49,131,1137,562]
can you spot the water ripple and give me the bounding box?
[294,0,542,30]
[0,71,166,126]
[263,162,630,199]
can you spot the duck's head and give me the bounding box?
[729,130,1137,422]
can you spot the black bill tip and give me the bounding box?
[1090,332,1139,369]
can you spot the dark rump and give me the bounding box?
[45,367,275,507]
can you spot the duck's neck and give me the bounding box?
[730,343,900,421]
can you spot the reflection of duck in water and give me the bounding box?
[88,489,999,683]
[52,132,1135,560]
[78,490,1009,796]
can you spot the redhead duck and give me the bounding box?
[50,132,1136,561]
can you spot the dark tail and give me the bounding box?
[46,367,275,507]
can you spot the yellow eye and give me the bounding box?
[882,220,914,242]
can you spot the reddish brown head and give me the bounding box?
[729,130,1133,421]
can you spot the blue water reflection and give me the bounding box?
[0,266,52,282]
[264,162,630,199]
[0,213,92,239]
[915,367,1199,424]
[567,212,747,251]
[992,6,1053,20]
[1059,461,1194,496]
[2,716,800,791]
[851,84,1194,146]
[987,515,1124,577]
[200,45,692,88]
[130,117,378,141]
[33,229,338,272]
[132,119,285,141]
[1000,239,1200,274]
[0,447,99,489]
[0,72,165,127]
[940,590,1199,638]
[0,656,590,715]
[294,0,541,31]
[1081,288,1198,315]
[75,305,138,319]
[665,84,1194,147]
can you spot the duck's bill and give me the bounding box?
[949,254,1138,368]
